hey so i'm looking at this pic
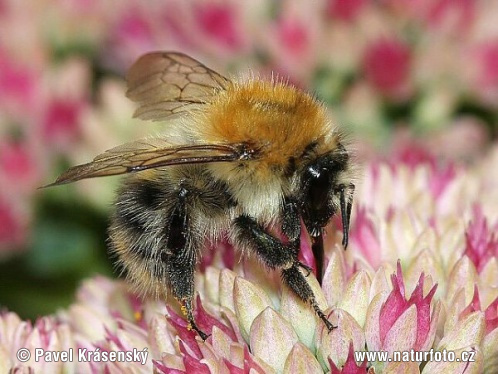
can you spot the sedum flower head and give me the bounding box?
[0,312,76,373]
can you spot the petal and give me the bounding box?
[379,277,409,344]
[322,248,347,307]
[328,341,368,374]
[210,326,233,361]
[406,248,443,296]
[67,304,114,341]
[179,341,211,374]
[382,304,417,354]
[0,347,11,373]
[446,256,478,304]
[243,256,281,308]
[149,315,176,356]
[384,361,421,374]
[339,270,371,327]
[197,341,222,374]
[280,269,326,350]
[437,311,485,350]
[422,346,483,374]
[316,308,365,370]
[166,307,202,358]
[233,277,274,342]
[364,291,389,352]
[443,288,467,333]
[219,269,237,313]
[482,327,498,374]
[243,346,274,374]
[204,267,221,304]
[219,307,244,343]
[249,307,298,373]
[283,342,322,374]
[480,258,498,288]
[194,296,237,342]
[418,300,441,352]
[370,266,392,300]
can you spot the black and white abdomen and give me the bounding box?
[108,165,234,298]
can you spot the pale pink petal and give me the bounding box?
[382,305,418,354]
[280,271,325,350]
[283,342,322,374]
[250,307,298,373]
[233,277,274,342]
[438,312,485,351]
[422,346,483,374]
[322,248,347,306]
[316,309,365,369]
[339,270,371,327]
[384,361,421,374]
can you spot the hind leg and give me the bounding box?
[111,177,210,340]
[165,185,210,340]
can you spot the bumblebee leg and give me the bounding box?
[234,214,296,269]
[169,251,210,341]
[233,208,335,332]
[181,297,209,341]
[281,263,335,332]
[166,186,209,341]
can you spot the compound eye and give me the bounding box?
[301,164,334,236]
[306,166,332,212]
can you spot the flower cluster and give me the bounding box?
[2,143,498,373]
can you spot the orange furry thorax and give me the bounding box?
[199,80,331,170]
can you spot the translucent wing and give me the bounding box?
[46,139,254,186]
[126,52,231,121]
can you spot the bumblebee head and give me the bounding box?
[297,144,354,245]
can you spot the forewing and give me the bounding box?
[126,52,230,121]
[46,139,250,186]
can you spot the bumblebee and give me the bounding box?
[49,52,355,339]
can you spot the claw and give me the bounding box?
[311,300,336,332]
[196,329,211,341]
[297,262,313,277]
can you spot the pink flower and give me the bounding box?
[316,309,366,370]
[475,41,498,90]
[326,0,365,22]
[154,297,272,373]
[0,50,38,117]
[382,265,437,349]
[349,206,381,268]
[0,141,35,183]
[363,38,411,96]
[365,262,440,370]
[329,343,368,374]
[194,2,242,50]
[460,286,498,336]
[464,205,498,273]
[426,0,475,32]
[0,313,76,373]
[0,199,24,249]
[42,99,83,147]
[113,9,153,47]
[277,17,309,57]
[390,141,457,199]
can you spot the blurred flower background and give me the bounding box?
[1,0,498,372]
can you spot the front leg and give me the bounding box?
[233,200,335,332]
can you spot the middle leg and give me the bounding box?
[233,198,335,332]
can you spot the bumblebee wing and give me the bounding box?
[126,52,230,122]
[46,139,252,186]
